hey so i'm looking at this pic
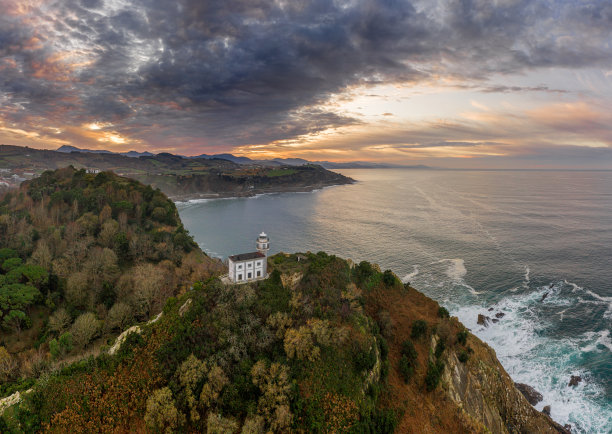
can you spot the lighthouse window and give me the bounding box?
[256,270,261,277]
[247,262,252,268]
[247,272,252,279]
[237,264,243,270]
[256,261,262,266]
[237,274,243,280]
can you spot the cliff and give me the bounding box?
[365,281,569,433]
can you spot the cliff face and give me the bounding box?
[365,284,566,433]
[438,333,567,433]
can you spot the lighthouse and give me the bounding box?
[227,232,270,284]
[256,232,270,256]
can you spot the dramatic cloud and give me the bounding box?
[1,0,612,166]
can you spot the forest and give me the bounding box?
[0,167,222,399]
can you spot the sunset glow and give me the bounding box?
[1,0,612,168]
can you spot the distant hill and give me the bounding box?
[0,145,354,200]
[52,145,430,169]
[57,145,154,158]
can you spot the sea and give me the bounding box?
[177,169,612,433]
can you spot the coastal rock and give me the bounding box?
[492,319,499,323]
[564,424,572,432]
[541,292,549,301]
[477,314,490,326]
[488,307,494,311]
[542,405,551,416]
[568,375,582,387]
[515,383,544,405]
[495,312,505,318]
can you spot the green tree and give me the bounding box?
[2,257,22,272]
[0,283,40,331]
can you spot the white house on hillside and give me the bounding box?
[228,232,270,283]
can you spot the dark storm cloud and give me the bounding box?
[1,0,612,151]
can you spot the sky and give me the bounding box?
[1,0,612,168]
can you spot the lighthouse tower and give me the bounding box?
[256,232,270,256]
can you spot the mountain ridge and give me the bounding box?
[54,145,430,169]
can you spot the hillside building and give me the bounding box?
[228,232,270,283]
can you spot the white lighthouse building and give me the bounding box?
[228,232,270,283]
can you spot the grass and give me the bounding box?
[266,168,297,177]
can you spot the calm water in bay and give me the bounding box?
[178,169,612,433]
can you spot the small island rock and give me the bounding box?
[568,375,582,387]
[477,314,490,326]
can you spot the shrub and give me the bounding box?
[425,360,445,391]
[284,327,319,362]
[456,329,468,346]
[438,306,450,318]
[382,270,396,287]
[377,310,394,339]
[400,340,417,362]
[434,338,446,358]
[49,339,60,358]
[58,332,73,353]
[353,343,376,372]
[398,355,414,383]
[378,336,389,360]
[145,387,185,433]
[354,261,374,285]
[207,413,238,434]
[458,350,469,363]
[105,302,133,332]
[0,346,17,381]
[70,312,100,349]
[48,308,71,334]
[411,320,427,339]
[398,340,418,383]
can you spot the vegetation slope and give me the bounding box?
[0,167,222,401]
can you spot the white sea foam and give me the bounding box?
[581,330,612,353]
[565,279,612,320]
[402,265,419,283]
[451,287,611,433]
[438,258,482,295]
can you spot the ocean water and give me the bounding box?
[177,169,612,433]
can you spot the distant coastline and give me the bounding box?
[170,179,355,202]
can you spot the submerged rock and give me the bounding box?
[495,312,505,318]
[568,375,582,387]
[541,292,549,301]
[542,405,551,416]
[515,383,544,405]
